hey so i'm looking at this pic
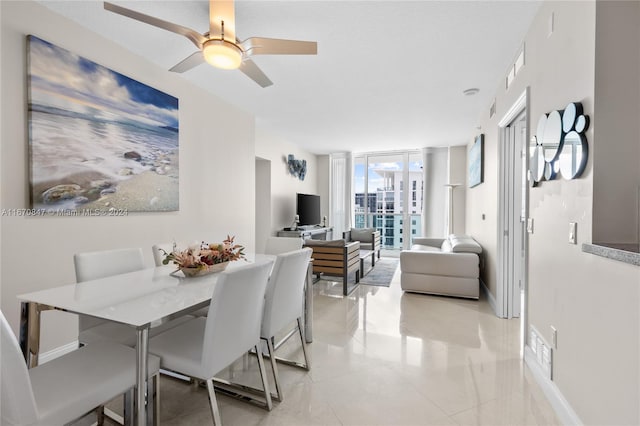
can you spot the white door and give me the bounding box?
[498,91,528,319]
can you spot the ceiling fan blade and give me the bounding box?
[241,37,317,56]
[239,59,273,88]
[169,51,205,73]
[104,2,207,49]
[209,0,236,43]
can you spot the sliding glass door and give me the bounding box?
[353,151,423,250]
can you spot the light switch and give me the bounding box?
[569,222,577,244]
[527,218,534,234]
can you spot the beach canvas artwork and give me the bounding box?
[27,35,179,213]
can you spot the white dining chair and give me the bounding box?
[149,260,274,425]
[260,247,313,401]
[152,242,174,267]
[74,247,194,347]
[75,247,146,339]
[264,236,303,255]
[152,242,197,267]
[0,311,161,426]
[152,242,209,317]
[151,241,201,267]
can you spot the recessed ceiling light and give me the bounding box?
[463,88,480,96]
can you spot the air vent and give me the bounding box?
[505,46,526,90]
[529,326,553,380]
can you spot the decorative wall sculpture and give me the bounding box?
[530,102,589,186]
[287,154,307,181]
[27,35,179,213]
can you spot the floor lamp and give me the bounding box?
[445,183,461,235]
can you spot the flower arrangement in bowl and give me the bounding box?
[162,235,246,277]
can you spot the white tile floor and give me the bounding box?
[108,260,560,425]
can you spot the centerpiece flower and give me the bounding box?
[162,235,246,277]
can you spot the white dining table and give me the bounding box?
[17,254,275,426]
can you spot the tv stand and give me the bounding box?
[278,226,333,240]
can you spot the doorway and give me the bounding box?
[497,89,529,319]
[255,157,271,254]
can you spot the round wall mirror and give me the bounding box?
[575,115,589,133]
[559,131,588,179]
[531,102,589,186]
[562,103,576,132]
[530,145,545,183]
[544,160,558,181]
[562,102,583,133]
[536,115,547,143]
[542,110,563,162]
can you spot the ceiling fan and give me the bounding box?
[104,1,317,87]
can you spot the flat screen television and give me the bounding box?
[296,193,321,226]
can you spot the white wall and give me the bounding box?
[448,146,466,235]
[254,127,318,246]
[467,1,640,423]
[592,1,640,245]
[255,158,272,254]
[1,1,256,351]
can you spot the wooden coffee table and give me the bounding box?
[359,249,376,278]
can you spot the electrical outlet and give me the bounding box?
[529,326,553,379]
[569,222,577,244]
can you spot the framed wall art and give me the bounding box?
[27,35,179,213]
[468,134,484,188]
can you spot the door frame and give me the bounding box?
[497,88,529,319]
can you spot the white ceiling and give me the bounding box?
[37,1,541,155]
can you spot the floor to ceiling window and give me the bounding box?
[353,151,423,250]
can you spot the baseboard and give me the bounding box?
[37,340,78,364]
[524,345,582,426]
[480,278,497,315]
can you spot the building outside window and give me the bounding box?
[353,152,423,250]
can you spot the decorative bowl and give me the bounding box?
[179,261,229,277]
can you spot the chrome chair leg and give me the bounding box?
[96,405,105,425]
[297,317,311,370]
[255,345,273,411]
[146,373,160,426]
[263,337,283,401]
[123,388,134,426]
[155,374,160,426]
[206,379,222,426]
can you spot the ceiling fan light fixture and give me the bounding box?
[203,40,243,70]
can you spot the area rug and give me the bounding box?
[359,257,399,287]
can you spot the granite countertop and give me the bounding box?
[582,243,640,266]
